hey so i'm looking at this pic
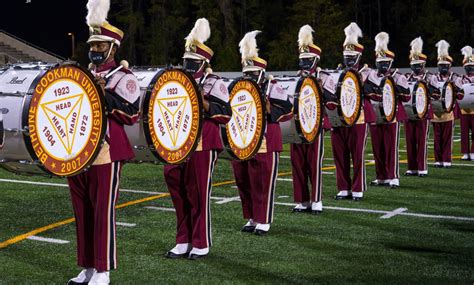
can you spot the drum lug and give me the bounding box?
[5,128,25,134]
[18,160,40,165]
[0,158,7,163]
[133,145,148,150]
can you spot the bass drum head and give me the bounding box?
[222,78,265,160]
[414,81,429,119]
[381,76,397,123]
[294,76,323,142]
[338,69,362,126]
[27,63,106,177]
[143,69,203,164]
[443,81,455,112]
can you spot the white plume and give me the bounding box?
[436,40,450,58]
[86,0,110,26]
[410,37,423,57]
[374,32,389,53]
[298,25,314,48]
[185,18,211,48]
[239,30,261,60]
[343,22,362,46]
[461,46,473,58]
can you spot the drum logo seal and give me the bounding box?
[29,65,104,176]
[298,77,321,142]
[148,70,200,164]
[226,80,264,160]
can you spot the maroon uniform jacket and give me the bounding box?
[197,74,232,151]
[93,61,140,162]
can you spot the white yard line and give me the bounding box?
[144,206,175,212]
[213,196,241,204]
[2,178,473,222]
[380,208,408,219]
[27,235,69,244]
[116,222,136,227]
[428,162,474,167]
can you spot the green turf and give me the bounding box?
[0,124,473,284]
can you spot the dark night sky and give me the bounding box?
[1,0,90,58]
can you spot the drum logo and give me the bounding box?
[415,84,427,117]
[382,78,395,121]
[298,78,321,142]
[148,70,200,164]
[340,72,361,125]
[29,65,104,176]
[444,82,453,111]
[226,80,264,160]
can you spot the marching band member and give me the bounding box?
[232,31,293,234]
[68,0,140,284]
[366,32,410,188]
[291,25,325,214]
[430,40,464,168]
[459,46,474,161]
[164,18,232,260]
[404,37,433,177]
[332,23,376,201]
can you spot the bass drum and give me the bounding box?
[0,62,107,177]
[126,68,203,164]
[403,81,429,120]
[459,82,474,109]
[221,78,266,160]
[372,76,397,124]
[431,81,455,114]
[272,76,323,143]
[325,69,363,127]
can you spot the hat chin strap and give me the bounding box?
[103,43,115,64]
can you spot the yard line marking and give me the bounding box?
[27,235,70,244]
[280,155,290,159]
[428,162,474,167]
[453,139,461,142]
[144,206,175,212]
[213,196,241,204]
[0,193,170,249]
[223,201,474,222]
[278,195,289,199]
[116,222,136,227]
[0,179,164,195]
[380,208,408,219]
[277,178,293,182]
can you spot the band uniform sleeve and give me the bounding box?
[453,74,465,100]
[204,78,231,124]
[104,72,140,125]
[363,70,382,101]
[394,73,411,102]
[268,81,293,123]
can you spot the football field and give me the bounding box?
[0,125,473,284]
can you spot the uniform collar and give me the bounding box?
[95,60,118,73]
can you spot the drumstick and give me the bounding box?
[105,60,129,79]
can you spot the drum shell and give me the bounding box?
[0,65,49,175]
[371,76,397,125]
[431,81,455,114]
[403,81,429,120]
[459,83,474,109]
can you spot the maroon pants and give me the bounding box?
[330,124,368,193]
[231,152,279,224]
[67,161,122,272]
[433,120,454,163]
[404,119,429,171]
[370,122,400,180]
[290,132,324,203]
[460,114,474,153]
[164,150,218,249]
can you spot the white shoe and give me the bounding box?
[443,162,452,168]
[388,179,399,188]
[461,154,470,160]
[169,243,191,255]
[67,268,94,284]
[88,271,109,285]
[189,247,209,255]
[335,190,351,200]
[352,192,363,198]
[470,153,474,161]
[254,223,270,235]
[292,203,310,212]
[311,201,323,214]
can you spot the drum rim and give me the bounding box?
[413,81,429,119]
[336,69,362,126]
[293,75,323,143]
[380,76,397,123]
[24,62,107,177]
[142,68,203,164]
[221,77,266,161]
[441,81,455,112]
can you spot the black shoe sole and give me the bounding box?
[254,229,268,235]
[335,195,352,200]
[165,251,188,259]
[241,226,256,233]
[292,208,311,213]
[311,210,322,215]
[352,197,363,201]
[187,253,208,260]
[67,281,88,285]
